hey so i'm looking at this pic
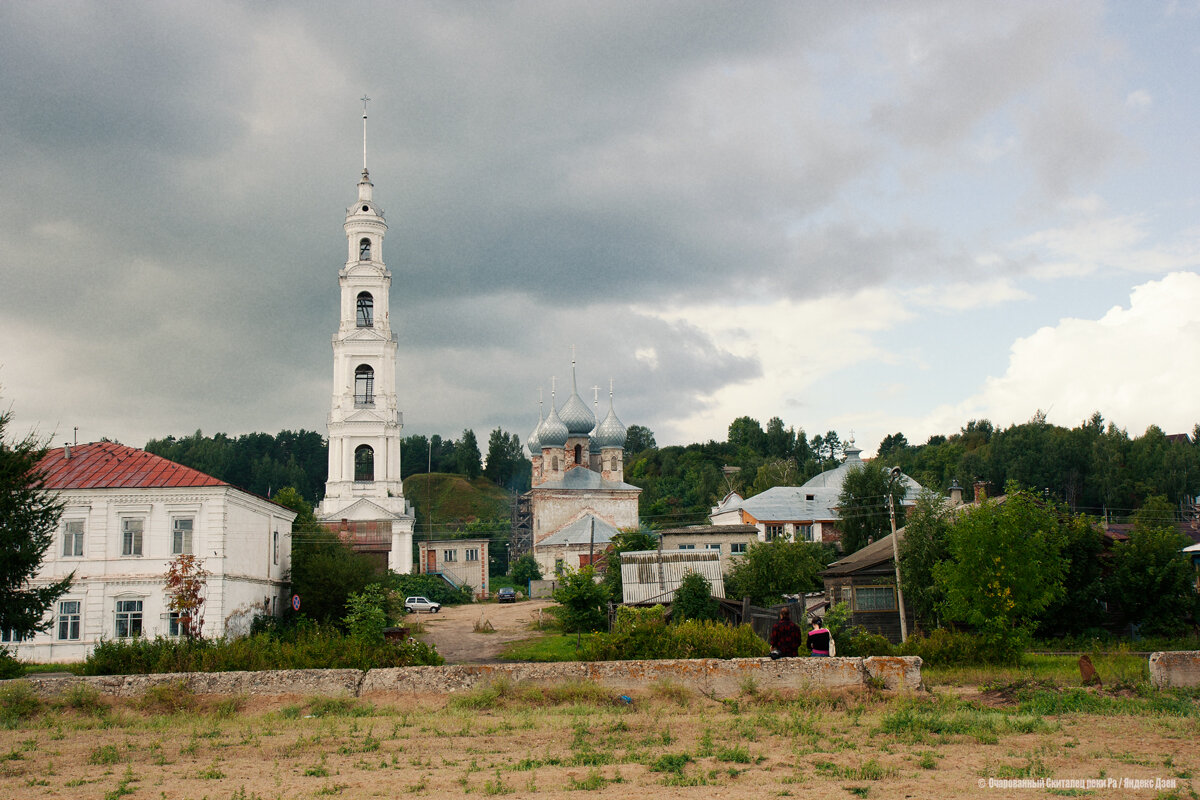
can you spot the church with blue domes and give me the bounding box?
[523,360,641,577]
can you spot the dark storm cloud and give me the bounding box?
[0,1,1128,447]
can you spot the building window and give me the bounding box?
[798,523,814,542]
[806,494,815,501]
[555,558,564,575]
[273,531,279,565]
[62,519,84,557]
[464,548,479,561]
[354,364,375,406]
[359,237,371,260]
[354,445,374,482]
[551,456,559,471]
[853,586,896,612]
[122,518,144,556]
[764,524,784,542]
[356,292,374,327]
[730,542,747,555]
[1,629,27,643]
[574,444,582,464]
[443,549,457,562]
[57,601,81,640]
[172,518,193,555]
[705,543,722,552]
[115,600,143,638]
[840,586,852,606]
[678,544,695,550]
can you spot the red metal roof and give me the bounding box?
[38,442,228,491]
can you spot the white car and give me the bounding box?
[404,596,441,613]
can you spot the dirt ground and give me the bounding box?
[1,683,1195,800]
[415,598,557,664]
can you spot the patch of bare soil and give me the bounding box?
[415,598,556,664]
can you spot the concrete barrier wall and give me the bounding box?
[7,656,923,699]
[1149,650,1200,688]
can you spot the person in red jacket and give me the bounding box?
[807,617,832,657]
[769,608,804,658]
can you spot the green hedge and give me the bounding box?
[81,626,442,675]
[582,606,768,661]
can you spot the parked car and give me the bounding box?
[497,587,517,604]
[404,596,441,613]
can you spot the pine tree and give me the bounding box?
[0,411,73,639]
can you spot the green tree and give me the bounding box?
[624,425,656,454]
[933,488,1068,662]
[509,554,542,588]
[1036,514,1106,636]
[765,417,796,458]
[728,416,767,454]
[752,458,799,494]
[454,429,482,479]
[1107,496,1199,635]
[897,489,953,632]
[0,411,73,641]
[552,565,608,632]
[837,463,907,554]
[725,539,829,606]
[600,527,658,603]
[343,583,392,644]
[672,571,719,622]
[483,428,530,491]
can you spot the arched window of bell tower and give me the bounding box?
[359,238,371,261]
[356,292,374,328]
[354,365,374,407]
[354,444,374,482]
[574,444,582,465]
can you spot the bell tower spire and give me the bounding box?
[318,100,415,573]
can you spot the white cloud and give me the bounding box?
[904,278,1032,312]
[1125,89,1153,109]
[921,272,1200,437]
[1018,215,1200,279]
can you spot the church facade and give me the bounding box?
[524,367,640,576]
[316,162,415,573]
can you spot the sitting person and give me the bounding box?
[807,617,832,657]
[769,608,803,658]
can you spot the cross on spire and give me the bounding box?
[361,95,371,171]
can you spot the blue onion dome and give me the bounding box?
[595,402,627,449]
[559,389,595,436]
[526,410,543,456]
[538,404,569,448]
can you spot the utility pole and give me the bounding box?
[887,467,908,643]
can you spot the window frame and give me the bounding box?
[730,542,748,555]
[442,549,458,563]
[764,523,784,542]
[704,543,722,552]
[115,598,144,639]
[121,517,144,557]
[57,600,81,641]
[171,517,194,556]
[273,530,279,565]
[852,585,896,612]
[356,291,374,328]
[62,518,85,557]
[464,548,479,562]
[677,543,695,550]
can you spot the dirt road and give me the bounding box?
[414,598,557,664]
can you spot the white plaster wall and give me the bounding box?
[530,489,638,546]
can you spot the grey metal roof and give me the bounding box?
[620,549,726,604]
[558,386,596,435]
[530,466,640,492]
[593,401,627,449]
[719,447,922,523]
[657,524,760,537]
[526,407,543,455]
[538,404,569,448]
[538,514,619,546]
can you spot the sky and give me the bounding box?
[2,1,1200,460]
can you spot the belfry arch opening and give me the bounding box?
[356,292,374,328]
[359,238,371,261]
[574,444,583,465]
[354,444,374,482]
[354,364,374,406]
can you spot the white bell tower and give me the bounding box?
[318,97,414,573]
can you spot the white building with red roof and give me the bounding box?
[4,442,295,663]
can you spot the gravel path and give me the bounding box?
[414,598,557,664]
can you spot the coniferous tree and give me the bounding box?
[0,411,73,640]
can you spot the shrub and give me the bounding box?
[0,648,22,679]
[552,566,608,633]
[382,573,473,607]
[672,572,719,622]
[343,584,391,644]
[0,681,41,727]
[583,606,768,660]
[898,629,987,666]
[82,627,443,675]
[823,602,894,657]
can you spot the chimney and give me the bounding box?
[948,480,963,506]
[63,443,72,460]
[973,481,989,502]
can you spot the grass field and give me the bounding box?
[1,674,1196,800]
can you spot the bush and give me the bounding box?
[381,573,473,607]
[898,629,985,666]
[672,572,719,622]
[509,555,542,588]
[0,648,22,679]
[552,566,608,633]
[822,602,894,657]
[0,681,41,727]
[81,627,443,675]
[583,606,768,660]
